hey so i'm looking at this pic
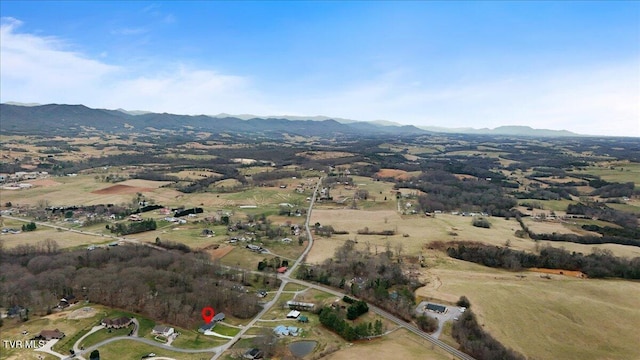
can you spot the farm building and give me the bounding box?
[425,303,447,314]
[286,300,315,311]
[243,348,264,359]
[287,310,301,319]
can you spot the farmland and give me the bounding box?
[2,128,639,360]
[416,259,640,360]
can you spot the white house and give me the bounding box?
[152,325,174,337]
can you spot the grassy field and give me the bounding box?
[78,326,131,349]
[517,198,575,212]
[575,161,640,187]
[308,209,640,263]
[325,328,452,360]
[606,201,640,214]
[170,330,227,349]
[209,323,241,337]
[0,311,97,360]
[96,339,214,359]
[0,225,115,250]
[416,259,640,360]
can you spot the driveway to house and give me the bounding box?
[73,336,221,358]
[73,324,105,353]
[34,339,65,359]
[415,301,464,338]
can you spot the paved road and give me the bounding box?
[209,177,324,360]
[1,214,166,251]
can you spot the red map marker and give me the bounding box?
[201,306,215,324]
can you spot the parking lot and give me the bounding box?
[415,301,465,338]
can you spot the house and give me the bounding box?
[201,229,215,237]
[198,322,215,333]
[6,305,25,318]
[101,317,133,329]
[286,310,300,319]
[246,244,262,252]
[281,237,293,243]
[152,325,174,337]
[243,348,264,359]
[277,266,288,274]
[273,325,300,337]
[213,313,225,322]
[425,303,447,314]
[36,329,65,340]
[58,295,78,308]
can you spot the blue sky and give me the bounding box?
[1,1,638,136]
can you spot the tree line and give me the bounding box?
[0,243,263,329]
[452,307,525,360]
[516,215,640,248]
[445,242,640,279]
[297,240,422,321]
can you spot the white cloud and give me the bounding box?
[278,62,640,136]
[110,27,149,36]
[1,17,119,103]
[0,18,272,115]
[1,17,638,137]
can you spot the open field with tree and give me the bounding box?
[416,260,640,360]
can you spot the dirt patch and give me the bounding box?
[325,328,450,360]
[296,151,355,160]
[207,245,235,259]
[529,268,587,278]
[453,174,478,181]
[119,179,173,188]
[28,179,61,187]
[92,184,154,195]
[67,306,98,319]
[375,169,412,180]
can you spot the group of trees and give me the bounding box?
[416,315,438,333]
[21,222,37,232]
[398,170,518,216]
[566,202,637,229]
[452,308,525,360]
[446,242,640,279]
[298,241,422,321]
[108,219,157,235]
[472,217,491,228]
[342,296,369,320]
[0,243,263,329]
[318,307,383,341]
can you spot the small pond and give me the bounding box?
[288,340,318,357]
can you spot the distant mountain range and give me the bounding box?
[0,103,580,138]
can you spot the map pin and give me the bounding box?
[201,306,215,324]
